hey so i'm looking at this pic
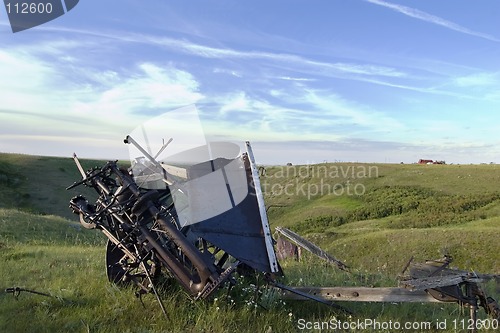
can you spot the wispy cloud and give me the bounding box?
[276,76,316,82]
[452,72,499,87]
[3,16,498,163]
[19,25,414,92]
[365,0,500,42]
[358,77,491,101]
[299,89,404,134]
[201,85,405,146]
[212,68,242,77]
[41,26,406,79]
[140,34,407,78]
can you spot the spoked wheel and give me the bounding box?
[106,240,129,284]
[105,240,161,291]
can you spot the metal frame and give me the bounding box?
[245,141,279,273]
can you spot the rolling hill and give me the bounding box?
[1,153,499,274]
[263,162,500,274]
[1,153,499,332]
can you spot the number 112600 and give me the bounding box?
[6,2,53,14]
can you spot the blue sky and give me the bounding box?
[1,0,499,164]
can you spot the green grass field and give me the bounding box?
[1,153,499,332]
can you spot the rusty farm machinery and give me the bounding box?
[67,108,499,332]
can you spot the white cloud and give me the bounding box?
[0,49,53,91]
[0,43,205,157]
[1,46,203,118]
[81,63,203,110]
[0,49,83,116]
[453,73,499,87]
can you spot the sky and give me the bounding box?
[1,0,500,165]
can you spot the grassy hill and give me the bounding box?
[1,154,499,332]
[263,163,500,275]
[0,153,119,219]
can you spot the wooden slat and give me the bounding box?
[281,287,441,303]
[275,227,348,271]
[409,262,469,278]
[400,275,466,291]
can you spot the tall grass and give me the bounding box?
[1,209,498,332]
[0,209,309,332]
